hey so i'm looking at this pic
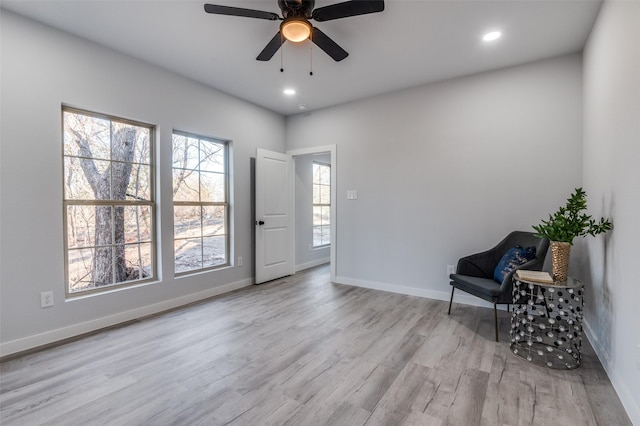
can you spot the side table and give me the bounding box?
[510,275,584,369]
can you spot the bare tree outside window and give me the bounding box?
[172,131,229,274]
[63,108,155,294]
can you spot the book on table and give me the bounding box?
[515,270,554,284]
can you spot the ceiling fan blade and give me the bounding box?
[204,4,280,20]
[312,0,384,22]
[311,27,348,62]
[257,32,284,61]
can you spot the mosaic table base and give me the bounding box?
[510,276,584,369]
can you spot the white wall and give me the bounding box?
[0,12,286,355]
[286,54,584,303]
[294,153,331,271]
[582,1,640,423]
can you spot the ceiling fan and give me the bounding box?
[204,0,384,62]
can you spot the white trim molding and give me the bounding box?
[295,258,330,273]
[0,278,253,357]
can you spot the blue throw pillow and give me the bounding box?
[493,246,537,283]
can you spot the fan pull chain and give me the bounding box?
[280,33,284,72]
[309,37,313,76]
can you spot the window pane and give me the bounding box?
[172,134,200,170]
[64,157,94,200]
[111,122,149,164]
[173,169,200,202]
[111,162,133,200]
[203,206,226,236]
[127,163,151,201]
[200,172,225,202]
[67,205,96,248]
[313,227,323,247]
[321,206,330,224]
[319,166,330,185]
[174,206,202,239]
[313,206,323,226]
[200,140,225,173]
[93,245,114,286]
[121,243,152,281]
[124,205,152,243]
[68,248,95,293]
[63,111,110,160]
[175,238,203,273]
[312,184,321,204]
[313,206,330,226]
[321,225,331,245]
[203,236,226,267]
[64,157,111,200]
[94,205,114,246]
[320,185,330,204]
[133,128,151,165]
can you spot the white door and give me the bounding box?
[255,148,293,284]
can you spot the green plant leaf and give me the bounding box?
[532,188,613,244]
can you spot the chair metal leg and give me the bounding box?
[494,302,499,342]
[448,287,455,315]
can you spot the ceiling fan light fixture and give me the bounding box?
[281,18,312,43]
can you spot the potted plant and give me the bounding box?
[532,188,613,281]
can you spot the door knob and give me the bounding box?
[257,220,265,225]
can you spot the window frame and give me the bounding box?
[62,106,156,298]
[172,130,230,275]
[312,161,331,248]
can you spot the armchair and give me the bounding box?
[448,231,549,341]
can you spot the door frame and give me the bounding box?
[287,145,337,282]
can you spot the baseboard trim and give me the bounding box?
[0,278,253,358]
[333,275,508,311]
[295,258,330,273]
[583,320,640,425]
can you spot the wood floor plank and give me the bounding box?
[0,265,632,425]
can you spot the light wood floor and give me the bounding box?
[0,265,631,425]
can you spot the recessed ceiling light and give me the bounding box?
[298,104,307,110]
[283,88,296,95]
[483,31,502,42]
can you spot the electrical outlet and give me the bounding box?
[40,291,54,308]
[237,256,243,267]
[447,265,456,276]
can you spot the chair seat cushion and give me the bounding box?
[450,274,501,300]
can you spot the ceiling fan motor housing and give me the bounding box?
[278,0,315,18]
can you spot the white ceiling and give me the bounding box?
[1,0,602,116]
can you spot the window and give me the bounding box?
[172,131,229,274]
[312,161,331,247]
[63,107,155,295]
